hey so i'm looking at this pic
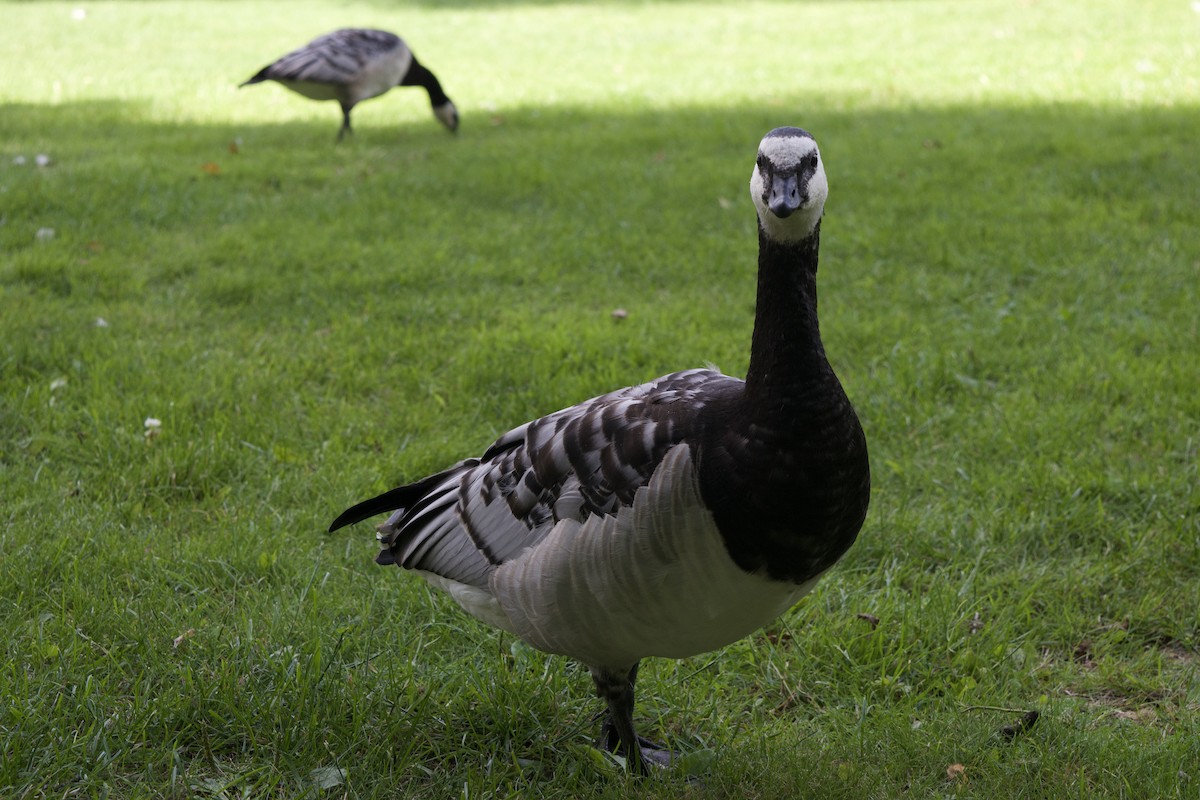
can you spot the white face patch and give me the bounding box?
[749,132,828,243]
[433,101,459,131]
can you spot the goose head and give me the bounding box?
[749,127,828,243]
[434,101,460,133]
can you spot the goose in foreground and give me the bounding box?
[239,28,458,141]
[329,127,870,775]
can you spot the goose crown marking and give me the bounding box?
[750,126,828,243]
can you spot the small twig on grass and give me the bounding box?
[960,704,1041,741]
[960,704,1034,714]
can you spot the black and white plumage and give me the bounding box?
[239,29,458,141]
[329,127,870,775]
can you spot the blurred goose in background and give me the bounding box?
[329,127,871,775]
[240,28,458,141]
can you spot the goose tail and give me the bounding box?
[328,486,414,532]
[327,458,480,533]
[238,68,270,88]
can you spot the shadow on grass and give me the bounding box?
[5,93,1196,476]
[3,94,1197,295]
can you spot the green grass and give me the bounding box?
[2,0,1198,797]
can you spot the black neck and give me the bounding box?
[696,217,870,584]
[403,59,451,107]
[743,221,831,408]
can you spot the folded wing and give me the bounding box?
[258,29,406,85]
[329,368,738,588]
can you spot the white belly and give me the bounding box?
[278,80,343,103]
[488,444,820,670]
[350,51,410,104]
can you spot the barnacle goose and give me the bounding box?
[239,29,458,141]
[330,127,871,775]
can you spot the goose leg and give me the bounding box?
[337,104,353,142]
[591,663,674,775]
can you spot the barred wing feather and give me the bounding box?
[259,29,408,85]
[329,368,737,588]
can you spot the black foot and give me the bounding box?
[596,716,677,771]
[639,742,676,770]
[337,106,354,142]
[590,663,683,776]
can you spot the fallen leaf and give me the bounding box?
[172,629,195,648]
[200,162,221,175]
[764,628,793,645]
[1114,708,1157,724]
[946,763,967,782]
[310,766,346,789]
[856,612,880,629]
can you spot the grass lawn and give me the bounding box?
[2,0,1198,797]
